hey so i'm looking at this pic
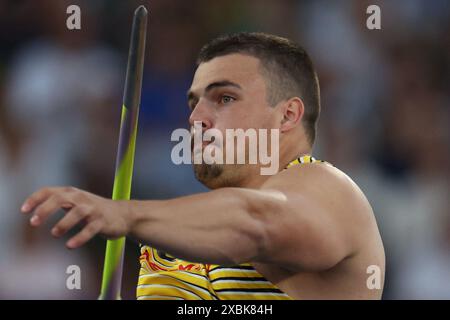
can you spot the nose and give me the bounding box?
[188,99,213,131]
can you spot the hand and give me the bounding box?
[21,187,132,249]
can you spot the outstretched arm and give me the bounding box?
[21,186,281,264]
[21,163,371,271]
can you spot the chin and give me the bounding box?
[193,163,238,189]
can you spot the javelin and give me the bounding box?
[99,5,147,300]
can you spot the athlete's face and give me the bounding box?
[187,53,279,188]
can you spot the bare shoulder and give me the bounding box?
[268,162,373,211]
[260,161,385,296]
[263,161,379,246]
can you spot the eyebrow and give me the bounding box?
[187,80,242,102]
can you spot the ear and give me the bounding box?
[279,97,305,133]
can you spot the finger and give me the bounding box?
[30,193,74,227]
[66,220,102,249]
[21,187,57,213]
[51,206,87,238]
[22,186,76,213]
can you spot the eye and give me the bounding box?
[188,99,198,111]
[220,95,235,104]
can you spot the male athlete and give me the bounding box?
[21,33,385,299]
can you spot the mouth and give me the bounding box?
[191,140,210,152]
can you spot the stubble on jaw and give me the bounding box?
[193,163,224,189]
[193,163,250,189]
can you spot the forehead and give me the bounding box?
[190,54,265,92]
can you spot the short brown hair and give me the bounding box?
[196,32,321,145]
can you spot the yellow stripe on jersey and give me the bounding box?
[137,155,325,300]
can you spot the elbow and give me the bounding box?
[225,223,269,266]
[226,189,282,265]
[232,218,269,265]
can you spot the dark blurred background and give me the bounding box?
[0,0,449,299]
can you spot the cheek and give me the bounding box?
[215,101,274,130]
[215,105,249,130]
